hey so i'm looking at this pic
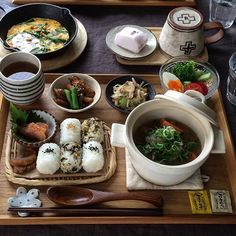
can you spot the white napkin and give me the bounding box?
[125,149,203,190]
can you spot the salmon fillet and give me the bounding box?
[19,122,49,141]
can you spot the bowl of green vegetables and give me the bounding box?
[159,57,220,99]
[49,73,101,113]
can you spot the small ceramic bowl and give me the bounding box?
[159,57,220,99]
[12,109,58,149]
[0,52,44,105]
[1,83,45,100]
[1,85,45,105]
[0,52,42,85]
[0,76,44,92]
[49,73,101,113]
[105,75,156,114]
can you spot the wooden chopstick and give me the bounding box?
[8,207,163,216]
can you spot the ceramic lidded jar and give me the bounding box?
[159,7,224,57]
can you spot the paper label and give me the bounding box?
[188,190,212,214]
[210,189,233,213]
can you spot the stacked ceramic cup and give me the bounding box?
[0,52,44,105]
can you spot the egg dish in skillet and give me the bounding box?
[6,17,70,54]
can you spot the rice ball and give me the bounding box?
[81,117,104,143]
[60,142,83,173]
[60,118,81,145]
[82,141,104,172]
[36,143,60,175]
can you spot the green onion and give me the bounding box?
[45,35,67,43]
[19,18,35,25]
[71,86,79,110]
[64,89,73,109]
[30,47,43,54]
[137,125,199,165]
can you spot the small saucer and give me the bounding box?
[106,25,158,60]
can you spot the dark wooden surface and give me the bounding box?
[12,0,197,6]
[0,0,236,234]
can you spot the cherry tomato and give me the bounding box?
[196,82,208,95]
[185,82,203,94]
[184,82,208,95]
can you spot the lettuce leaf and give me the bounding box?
[10,103,45,134]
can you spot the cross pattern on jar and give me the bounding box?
[180,41,196,55]
[177,13,196,25]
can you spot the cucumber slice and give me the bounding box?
[194,69,205,79]
[183,81,191,86]
[197,72,212,81]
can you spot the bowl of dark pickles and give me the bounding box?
[49,73,101,113]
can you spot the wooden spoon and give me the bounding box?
[47,186,163,208]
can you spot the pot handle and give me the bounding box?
[211,127,225,154]
[111,123,125,148]
[184,90,206,103]
[204,21,225,45]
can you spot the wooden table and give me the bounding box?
[1,0,236,230]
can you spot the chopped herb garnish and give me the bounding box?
[137,124,199,165]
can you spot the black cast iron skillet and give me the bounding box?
[0,3,78,59]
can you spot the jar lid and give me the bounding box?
[155,90,218,127]
[168,7,203,31]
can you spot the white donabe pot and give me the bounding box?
[111,93,225,186]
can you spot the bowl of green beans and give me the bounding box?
[49,73,101,113]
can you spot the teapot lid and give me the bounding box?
[168,7,203,31]
[155,90,218,127]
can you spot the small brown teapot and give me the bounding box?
[159,7,224,57]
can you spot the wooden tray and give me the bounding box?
[12,0,196,7]
[1,73,236,224]
[0,19,87,72]
[116,27,209,66]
